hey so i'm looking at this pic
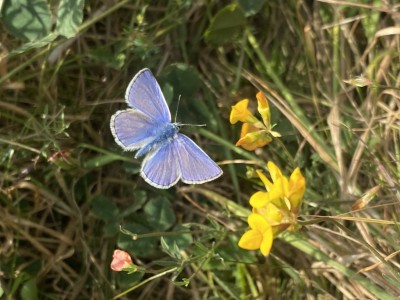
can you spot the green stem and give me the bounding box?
[112,267,178,299]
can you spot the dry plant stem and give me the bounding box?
[179,190,236,231]
[300,215,398,226]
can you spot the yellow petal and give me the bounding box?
[249,191,269,208]
[236,123,263,151]
[281,176,290,197]
[268,177,286,203]
[256,170,273,191]
[238,229,263,250]
[260,227,273,256]
[230,99,257,124]
[267,161,283,182]
[268,203,284,224]
[288,167,306,211]
[256,91,271,129]
[240,122,257,137]
[248,213,270,231]
[254,203,283,225]
[256,91,269,108]
[236,127,272,151]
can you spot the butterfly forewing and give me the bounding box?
[110,109,157,151]
[125,69,171,123]
[175,134,223,184]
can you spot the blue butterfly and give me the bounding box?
[110,68,223,189]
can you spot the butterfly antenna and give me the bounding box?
[179,123,206,127]
[174,95,181,123]
[174,95,207,127]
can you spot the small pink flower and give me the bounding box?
[110,249,133,271]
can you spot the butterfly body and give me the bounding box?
[110,68,222,189]
[135,122,178,158]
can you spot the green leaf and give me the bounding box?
[238,0,266,16]
[144,197,176,231]
[160,236,177,259]
[160,236,184,260]
[194,241,209,254]
[120,190,147,217]
[160,64,201,100]
[116,271,144,289]
[161,82,174,104]
[361,5,380,42]
[23,260,42,277]
[7,32,58,57]
[204,4,246,46]
[90,195,119,222]
[56,0,84,38]
[216,235,257,264]
[159,64,210,126]
[83,153,122,168]
[20,278,38,300]
[174,277,190,287]
[163,225,193,251]
[1,0,52,41]
[122,160,141,175]
[103,221,120,236]
[88,46,127,70]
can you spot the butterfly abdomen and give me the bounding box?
[135,123,178,158]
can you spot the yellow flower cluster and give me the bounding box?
[238,162,306,256]
[230,92,281,151]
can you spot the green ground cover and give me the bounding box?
[0,0,399,299]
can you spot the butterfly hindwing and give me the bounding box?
[125,69,171,123]
[141,141,181,189]
[175,134,223,184]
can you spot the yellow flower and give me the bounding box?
[235,123,272,151]
[251,162,305,211]
[238,213,273,256]
[230,92,280,151]
[230,99,258,124]
[238,162,306,255]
